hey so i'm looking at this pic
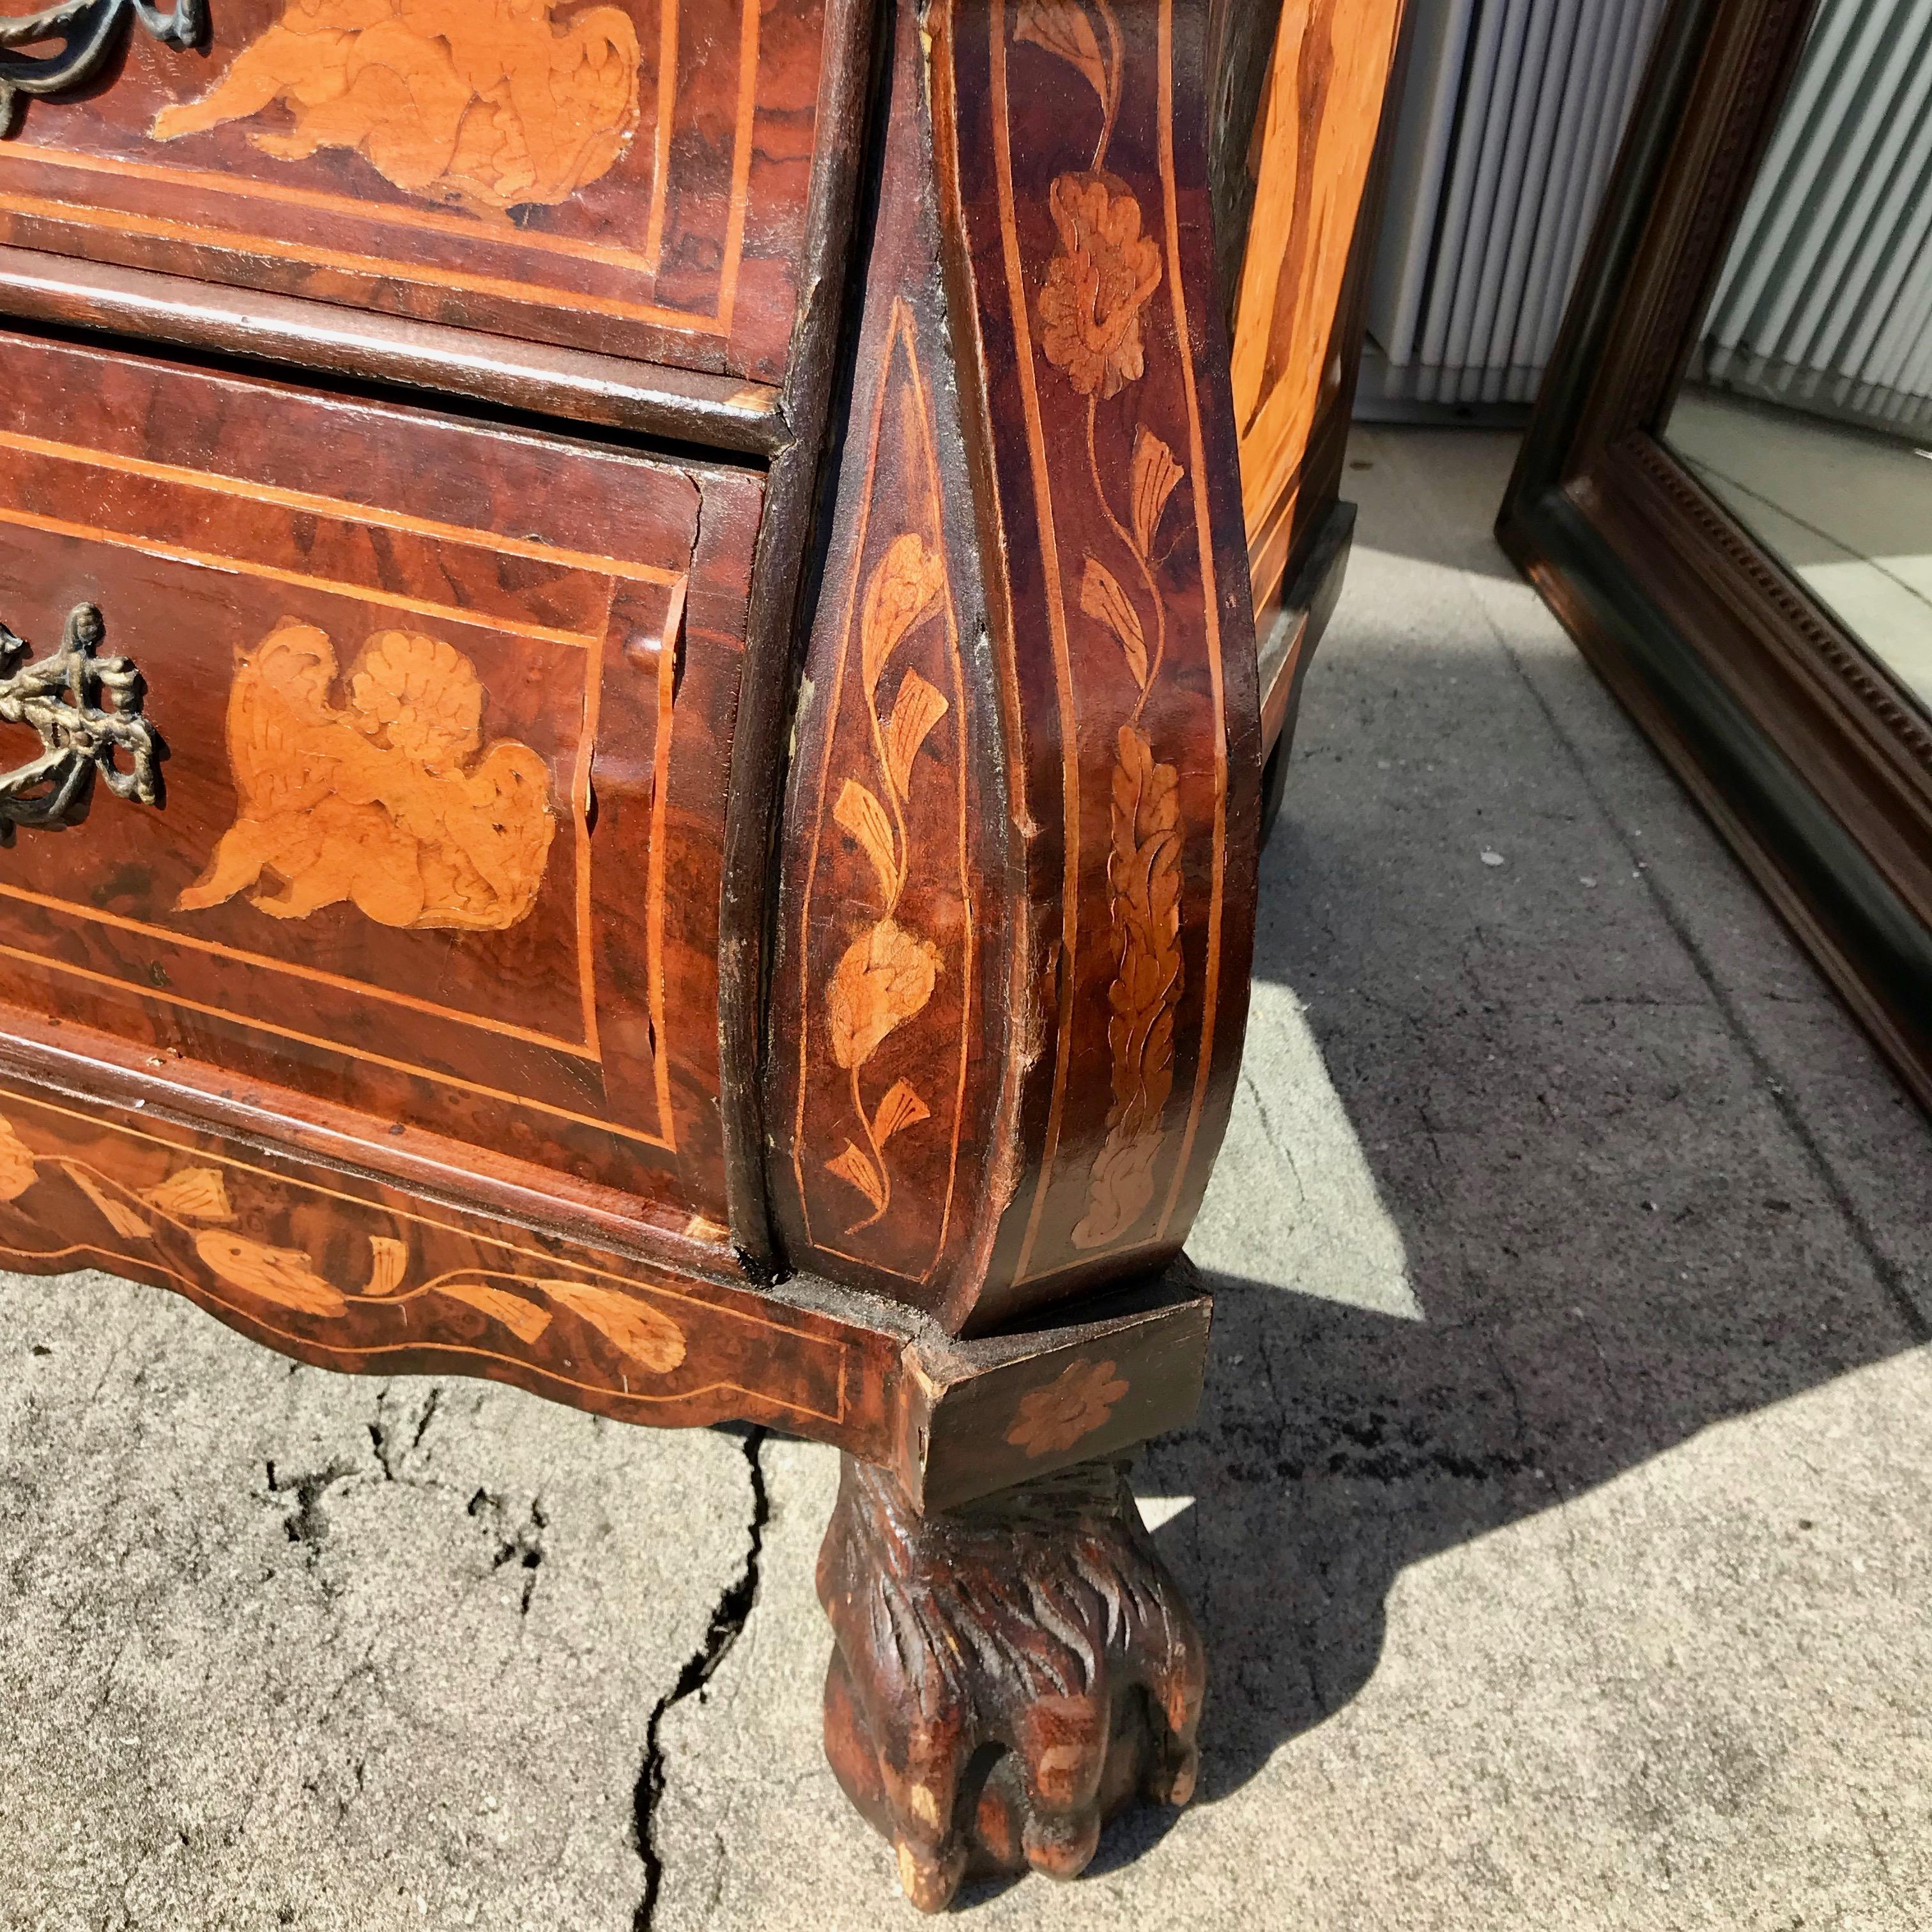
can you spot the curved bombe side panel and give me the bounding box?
[768,0,1262,1337]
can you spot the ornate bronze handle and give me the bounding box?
[0,1,206,136]
[0,603,164,845]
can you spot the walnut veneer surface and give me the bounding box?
[0,0,1392,1907]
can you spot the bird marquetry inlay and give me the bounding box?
[178,618,557,933]
[150,0,645,217]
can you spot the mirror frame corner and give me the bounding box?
[1498,0,1932,1114]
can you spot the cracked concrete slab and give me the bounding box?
[5,429,1930,1929]
[647,430,1932,1928]
[0,1273,756,1931]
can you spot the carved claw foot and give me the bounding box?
[816,1453,1206,1912]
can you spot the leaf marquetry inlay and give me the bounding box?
[822,526,951,1236]
[1022,0,1192,1255]
[0,1109,691,1377]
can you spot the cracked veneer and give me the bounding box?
[631,1427,770,1931]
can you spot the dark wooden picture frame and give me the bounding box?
[1499,0,1932,1114]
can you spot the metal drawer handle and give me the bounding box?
[0,1,206,137]
[0,604,164,844]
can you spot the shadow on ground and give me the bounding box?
[1135,617,1929,1837]
[698,431,1932,1924]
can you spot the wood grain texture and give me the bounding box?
[0,6,1283,1897]
[930,0,1262,1324]
[0,328,755,1232]
[894,1273,1213,1512]
[768,0,1262,1330]
[712,0,881,1268]
[0,1073,874,1438]
[797,314,971,1261]
[0,0,827,382]
[767,0,1008,1308]
[1229,0,1404,622]
[0,247,787,451]
[0,0,1259,1475]
[0,1054,1213,1506]
[818,1450,1205,1910]
[1204,0,1286,325]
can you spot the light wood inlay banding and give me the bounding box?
[987,0,1085,1284]
[1156,0,1232,1239]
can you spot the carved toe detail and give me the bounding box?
[817,1453,1206,1911]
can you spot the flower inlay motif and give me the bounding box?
[1017,0,1192,1256]
[1039,174,1163,401]
[1006,1356,1130,1459]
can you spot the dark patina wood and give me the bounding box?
[1499,0,1932,1117]
[0,1035,1216,1510]
[0,326,754,1233]
[0,0,827,383]
[0,0,1397,1906]
[764,0,1013,1319]
[714,0,882,1271]
[0,246,788,453]
[768,0,1266,1331]
[819,1450,1205,1912]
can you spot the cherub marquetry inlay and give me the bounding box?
[179,618,556,931]
[150,0,645,217]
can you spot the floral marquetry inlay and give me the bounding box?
[1004,1356,1130,1459]
[150,0,645,217]
[1039,174,1163,401]
[179,619,556,933]
[822,532,950,1233]
[790,295,974,1277]
[1020,0,1191,1255]
[0,1108,689,1376]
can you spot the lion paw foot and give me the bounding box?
[817,1453,1204,1911]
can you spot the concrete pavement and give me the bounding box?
[4,429,1927,1931]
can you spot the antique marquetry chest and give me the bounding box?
[0,0,1400,1908]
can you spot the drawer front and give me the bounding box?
[0,0,826,383]
[0,332,758,1233]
